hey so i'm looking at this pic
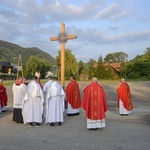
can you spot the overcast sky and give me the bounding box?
[0,0,150,62]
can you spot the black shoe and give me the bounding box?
[120,114,128,116]
[58,122,62,126]
[2,110,6,112]
[50,122,55,126]
[88,128,97,130]
[29,122,33,127]
[67,113,77,116]
[36,123,40,127]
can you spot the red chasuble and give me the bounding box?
[0,83,8,107]
[82,82,108,120]
[117,82,133,111]
[66,80,81,109]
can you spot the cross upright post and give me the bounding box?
[50,23,77,88]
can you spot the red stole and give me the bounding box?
[117,82,133,110]
[66,80,81,109]
[82,82,108,120]
[37,81,43,89]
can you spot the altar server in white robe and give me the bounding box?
[22,76,44,127]
[12,77,27,123]
[43,76,53,117]
[45,77,65,126]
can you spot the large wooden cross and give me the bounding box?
[50,23,77,88]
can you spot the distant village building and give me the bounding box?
[79,74,89,81]
[0,62,14,74]
[0,62,16,80]
[104,63,121,78]
[94,62,121,79]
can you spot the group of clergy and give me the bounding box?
[11,75,133,130]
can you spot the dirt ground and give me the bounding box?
[0,80,150,150]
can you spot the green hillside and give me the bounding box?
[0,40,55,65]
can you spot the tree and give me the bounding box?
[104,52,128,63]
[144,47,150,55]
[105,65,115,79]
[86,59,97,79]
[96,55,106,79]
[26,55,46,78]
[56,49,78,80]
[78,60,85,75]
[121,49,150,79]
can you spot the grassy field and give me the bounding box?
[2,78,150,86]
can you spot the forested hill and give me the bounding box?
[0,40,55,65]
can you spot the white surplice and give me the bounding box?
[43,80,53,117]
[12,83,27,109]
[22,80,44,124]
[43,80,53,94]
[67,102,80,114]
[87,119,105,129]
[45,81,65,124]
[119,99,131,115]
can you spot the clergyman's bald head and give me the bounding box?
[92,77,98,82]
[120,78,125,83]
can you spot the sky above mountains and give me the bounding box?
[0,0,150,62]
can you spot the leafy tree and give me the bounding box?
[26,55,46,78]
[86,59,97,79]
[105,65,115,79]
[128,61,150,79]
[144,47,150,54]
[104,52,128,63]
[121,49,150,79]
[78,60,85,75]
[56,49,78,80]
[96,55,106,79]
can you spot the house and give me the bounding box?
[0,62,17,80]
[94,62,121,78]
[0,62,14,74]
[79,74,89,81]
[104,63,121,78]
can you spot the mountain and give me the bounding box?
[0,40,55,65]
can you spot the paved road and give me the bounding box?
[0,81,150,150]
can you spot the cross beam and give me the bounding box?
[50,23,77,88]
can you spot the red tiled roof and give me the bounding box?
[104,63,121,68]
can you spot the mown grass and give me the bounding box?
[3,78,149,86]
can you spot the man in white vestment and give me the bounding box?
[22,76,44,127]
[45,77,65,126]
[43,76,53,117]
[43,76,53,95]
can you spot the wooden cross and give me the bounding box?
[50,23,77,88]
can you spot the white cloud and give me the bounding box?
[0,0,149,63]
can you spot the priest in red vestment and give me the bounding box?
[117,78,133,115]
[0,78,8,113]
[82,77,108,130]
[66,76,81,116]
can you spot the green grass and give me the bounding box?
[3,78,149,86]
